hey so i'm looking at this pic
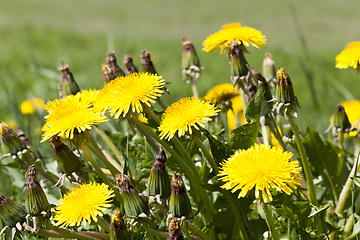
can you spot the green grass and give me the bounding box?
[0,0,359,135]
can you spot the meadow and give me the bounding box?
[0,0,360,239]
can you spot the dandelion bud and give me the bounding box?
[169,173,192,218]
[58,61,80,97]
[115,174,149,217]
[182,37,201,83]
[49,136,82,179]
[333,104,352,131]
[0,195,27,228]
[110,209,131,240]
[167,218,183,240]
[228,41,249,87]
[0,121,29,161]
[102,63,115,84]
[140,49,157,75]
[262,53,276,82]
[275,67,299,117]
[25,165,50,216]
[123,55,139,75]
[106,51,125,78]
[147,145,171,198]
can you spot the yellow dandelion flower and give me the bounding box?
[335,41,360,70]
[158,97,220,140]
[21,100,35,115]
[94,72,165,119]
[202,23,266,54]
[330,100,360,137]
[218,144,302,203]
[41,91,108,142]
[204,83,239,105]
[53,182,114,227]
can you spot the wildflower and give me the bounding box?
[41,90,108,142]
[218,144,302,203]
[335,41,360,72]
[25,165,50,216]
[115,174,149,217]
[202,23,266,54]
[158,97,220,140]
[182,37,201,83]
[228,41,249,85]
[94,72,165,119]
[53,182,114,227]
[147,145,171,198]
[0,121,27,156]
[58,61,80,97]
[169,173,192,218]
[330,100,360,137]
[204,83,239,112]
[20,98,43,115]
[109,209,131,240]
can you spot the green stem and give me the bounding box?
[157,98,168,110]
[343,194,360,237]
[33,163,69,193]
[94,126,124,168]
[128,117,159,151]
[262,202,280,240]
[261,123,271,146]
[97,216,110,233]
[44,221,101,240]
[194,135,218,174]
[192,79,199,99]
[141,224,168,239]
[35,230,110,240]
[287,115,322,233]
[81,144,123,204]
[86,140,121,175]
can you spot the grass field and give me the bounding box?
[0,0,359,136]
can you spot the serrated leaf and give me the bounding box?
[245,82,265,123]
[302,127,344,199]
[202,128,233,164]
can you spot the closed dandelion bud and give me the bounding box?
[167,218,183,240]
[169,173,192,218]
[182,37,201,84]
[110,209,131,240]
[0,195,27,228]
[275,67,299,117]
[0,121,29,162]
[106,51,125,78]
[147,145,171,198]
[262,53,276,82]
[228,41,249,87]
[25,165,50,216]
[102,63,115,84]
[140,49,157,75]
[115,174,149,217]
[123,55,139,75]
[333,104,352,131]
[49,136,82,178]
[58,61,80,97]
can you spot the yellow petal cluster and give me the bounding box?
[158,97,220,140]
[53,182,114,227]
[41,90,108,142]
[204,83,239,105]
[94,72,165,119]
[218,144,302,203]
[335,41,360,70]
[202,23,266,54]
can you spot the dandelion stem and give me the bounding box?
[192,79,199,99]
[81,145,123,204]
[193,135,218,174]
[262,201,280,240]
[44,221,102,240]
[35,230,109,240]
[141,224,168,239]
[94,126,124,168]
[96,216,110,233]
[287,115,322,233]
[187,222,211,240]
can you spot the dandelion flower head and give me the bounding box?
[158,97,220,140]
[335,41,360,70]
[53,182,114,227]
[41,90,108,142]
[218,144,302,203]
[202,23,266,54]
[204,83,239,106]
[94,72,165,119]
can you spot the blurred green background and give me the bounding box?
[0,0,359,136]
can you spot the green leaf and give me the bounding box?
[202,128,233,164]
[228,82,265,150]
[302,127,344,199]
[345,214,360,239]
